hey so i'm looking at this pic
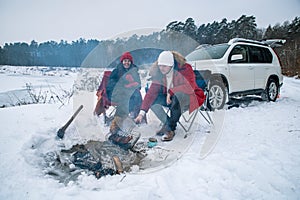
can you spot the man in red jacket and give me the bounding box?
[135,51,206,141]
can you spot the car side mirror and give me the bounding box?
[231,54,243,61]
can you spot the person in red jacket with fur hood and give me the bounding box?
[135,51,205,141]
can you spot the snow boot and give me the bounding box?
[109,116,121,135]
[161,130,175,141]
[156,124,168,136]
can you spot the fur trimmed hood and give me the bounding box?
[172,51,186,66]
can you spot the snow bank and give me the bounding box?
[0,66,299,200]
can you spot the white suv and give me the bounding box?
[186,38,284,110]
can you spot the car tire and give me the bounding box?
[207,80,227,111]
[265,78,279,102]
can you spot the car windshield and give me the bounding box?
[186,44,230,61]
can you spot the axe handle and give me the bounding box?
[60,105,83,132]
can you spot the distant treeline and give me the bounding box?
[0,15,299,75]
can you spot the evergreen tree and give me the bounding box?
[166,21,185,32]
[232,15,257,39]
[183,17,197,40]
[0,14,299,73]
[264,25,274,38]
[215,18,230,43]
[288,17,300,35]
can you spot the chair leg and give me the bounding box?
[104,107,116,126]
[198,88,214,125]
[205,110,214,125]
[178,110,198,132]
[164,106,213,134]
[199,110,214,125]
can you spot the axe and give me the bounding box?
[57,105,83,139]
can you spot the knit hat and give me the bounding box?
[120,52,133,63]
[157,51,174,66]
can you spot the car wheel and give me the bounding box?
[207,81,226,110]
[266,78,279,101]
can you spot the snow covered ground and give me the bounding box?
[0,66,299,200]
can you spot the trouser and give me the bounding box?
[110,90,142,134]
[129,90,142,118]
[113,89,142,118]
[150,92,190,131]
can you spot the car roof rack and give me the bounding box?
[260,39,286,48]
[228,38,269,46]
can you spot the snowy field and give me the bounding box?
[0,66,300,200]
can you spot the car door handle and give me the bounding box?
[248,66,254,70]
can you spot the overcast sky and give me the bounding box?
[0,0,299,46]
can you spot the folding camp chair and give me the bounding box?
[165,97,213,133]
[176,92,213,133]
[194,70,213,124]
[94,71,116,125]
[165,70,213,133]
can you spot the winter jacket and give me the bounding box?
[141,51,206,113]
[106,63,141,102]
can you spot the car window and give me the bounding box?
[248,46,273,63]
[186,44,229,61]
[228,45,248,63]
[262,48,273,63]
